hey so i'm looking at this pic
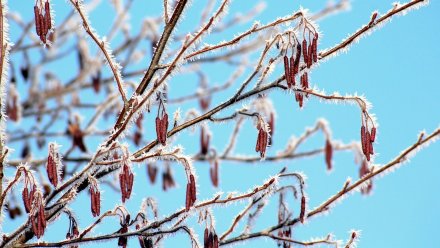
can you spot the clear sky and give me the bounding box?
[3,0,440,247]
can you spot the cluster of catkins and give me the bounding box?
[89,181,101,217]
[46,143,61,187]
[282,31,319,108]
[361,123,376,161]
[30,192,46,239]
[255,120,269,158]
[185,174,197,211]
[155,103,169,146]
[204,227,219,248]
[21,170,47,239]
[119,163,134,203]
[33,0,53,45]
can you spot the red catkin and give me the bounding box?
[210,159,219,187]
[213,234,219,248]
[190,174,196,204]
[370,127,376,142]
[307,43,313,68]
[361,125,366,155]
[45,1,52,30]
[256,127,268,158]
[185,183,191,211]
[39,13,46,43]
[204,228,209,248]
[155,117,161,143]
[325,139,333,171]
[31,193,46,239]
[300,196,306,224]
[208,232,214,248]
[283,55,291,87]
[22,187,30,213]
[255,126,261,152]
[369,140,374,155]
[90,184,100,217]
[160,113,169,145]
[312,33,318,62]
[302,39,308,64]
[297,93,304,108]
[365,131,371,161]
[289,55,296,87]
[119,173,126,200]
[119,163,135,203]
[294,43,301,74]
[34,6,41,36]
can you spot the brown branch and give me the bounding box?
[69,0,127,103]
[135,0,188,95]
[319,0,427,59]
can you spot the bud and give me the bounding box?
[67,119,88,152]
[133,130,142,146]
[200,126,210,156]
[92,70,101,93]
[162,165,176,191]
[20,65,30,81]
[147,163,158,184]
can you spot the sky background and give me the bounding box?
[3,0,440,247]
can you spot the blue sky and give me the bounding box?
[3,0,440,247]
